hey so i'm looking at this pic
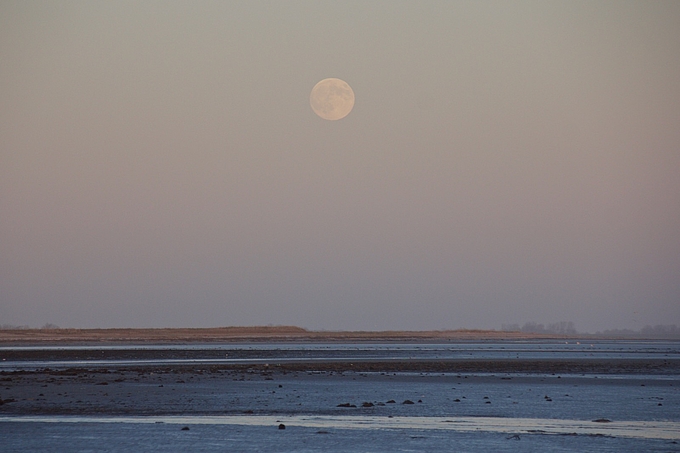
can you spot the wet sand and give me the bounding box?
[1,348,679,417]
[2,339,678,452]
[1,360,678,416]
[1,331,679,417]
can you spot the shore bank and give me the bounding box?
[0,326,569,344]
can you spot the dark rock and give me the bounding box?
[386,400,396,404]
[337,403,353,407]
[278,424,286,430]
[592,418,611,423]
[362,402,374,407]
[417,399,422,403]
[95,382,108,386]
[243,410,254,414]
[181,426,190,431]
[506,434,521,440]
[454,399,460,402]
[402,400,415,404]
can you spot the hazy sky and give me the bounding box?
[2,1,679,332]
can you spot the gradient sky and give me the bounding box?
[2,1,679,332]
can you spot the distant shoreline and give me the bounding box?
[0,326,673,345]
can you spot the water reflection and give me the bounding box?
[1,340,678,371]
[1,415,677,440]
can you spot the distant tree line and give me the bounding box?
[501,322,680,339]
[0,323,60,330]
[596,324,680,339]
[0,324,30,330]
[501,321,577,335]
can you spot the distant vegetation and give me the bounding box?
[501,322,680,339]
[0,323,60,330]
[1,322,679,339]
[0,324,30,330]
[501,321,577,335]
[596,324,680,339]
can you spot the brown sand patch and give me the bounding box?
[0,326,563,345]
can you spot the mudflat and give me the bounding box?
[1,339,678,452]
[2,359,679,417]
[1,337,679,416]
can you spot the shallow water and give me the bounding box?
[1,341,679,452]
[2,418,679,453]
[1,340,678,370]
[2,415,679,440]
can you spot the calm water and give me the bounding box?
[1,340,679,370]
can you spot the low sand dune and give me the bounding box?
[0,326,559,344]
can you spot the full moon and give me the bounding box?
[310,78,355,121]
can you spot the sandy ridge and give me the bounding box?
[0,326,564,344]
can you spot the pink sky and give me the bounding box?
[1,1,679,331]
